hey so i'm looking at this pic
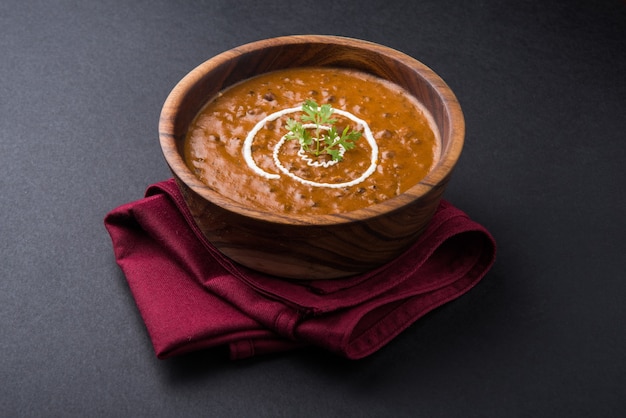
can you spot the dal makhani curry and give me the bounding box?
[184,67,440,215]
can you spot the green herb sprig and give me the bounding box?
[285,99,361,162]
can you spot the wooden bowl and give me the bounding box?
[159,35,464,279]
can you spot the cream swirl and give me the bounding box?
[242,106,378,188]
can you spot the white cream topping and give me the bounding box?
[242,106,378,188]
[293,124,345,168]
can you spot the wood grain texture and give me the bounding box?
[159,35,464,279]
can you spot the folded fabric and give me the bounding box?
[104,179,496,360]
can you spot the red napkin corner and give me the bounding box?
[104,179,496,360]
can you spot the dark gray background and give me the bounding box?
[2,0,625,416]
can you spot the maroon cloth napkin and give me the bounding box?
[104,179,496,360]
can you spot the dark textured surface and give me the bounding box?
[1,0,625,416]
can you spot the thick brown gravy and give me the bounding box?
[184,67,440,215]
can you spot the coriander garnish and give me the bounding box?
[285,99,362,162]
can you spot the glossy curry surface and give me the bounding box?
[184,67,440,214]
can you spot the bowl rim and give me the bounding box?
[159,34,465,226]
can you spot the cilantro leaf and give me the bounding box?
[285,100,361,162]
